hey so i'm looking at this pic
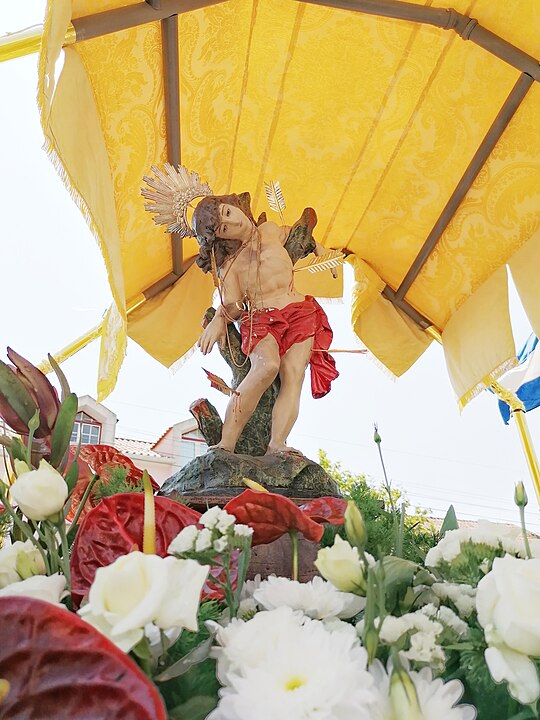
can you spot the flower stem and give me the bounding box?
[519,505,532,559]
[56,520,71,589]
[69,474,98,528]
[0,484,50,573]
[290,530,299,581]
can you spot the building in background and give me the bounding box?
[71,396,207,486]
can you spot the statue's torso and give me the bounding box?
[222,222,304,310]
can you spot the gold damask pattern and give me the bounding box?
[40,0,540,404]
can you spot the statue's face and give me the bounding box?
[217,203,249,239]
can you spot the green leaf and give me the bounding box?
[168,696,218,720]
[155,634,216,682]
[49,393,78,468]
[0,359,38,427]
[379,556,417,594]
[9,437,27,463]
[439,505,459,539]
[131,636,153,661]
[47,354,71,401]
[64,460,79,494]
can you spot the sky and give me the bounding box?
[2,2,540,531]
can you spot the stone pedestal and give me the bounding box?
[248,534,319,582]
[159,448,339,499]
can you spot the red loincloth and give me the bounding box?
[240,296,339,398]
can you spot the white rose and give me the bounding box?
[477,555,540,657]
[315,536,371,594]
[10,460,68,521]
[477,555,540,704]
[154,556,209,631]
[168,524,198,554]
[0,540,45,588]
[0,573,67,605]
[78,551,209,652]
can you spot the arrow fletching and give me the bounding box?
[294,250,345,274]
[203,369,239,397]
[264,180,286,223]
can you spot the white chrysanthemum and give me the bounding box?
[432,583,476,618]
[240,574,262,601]
[208,606,376,720]
[367,661,476,720]
[254,575,364,620]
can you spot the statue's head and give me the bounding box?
[193,192,256,273]
[141,165,256,274]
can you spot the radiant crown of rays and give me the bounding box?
[141,163,214,237]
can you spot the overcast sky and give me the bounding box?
[2,2,540,531]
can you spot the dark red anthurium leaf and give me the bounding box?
[299,496,347,525]
[79,444,159,491]
[70,493,200,608]
[0,597,166,719]
[224,489,324,545]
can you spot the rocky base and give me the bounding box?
[159,448,339,499]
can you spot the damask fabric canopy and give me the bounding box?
[38,0,540,405]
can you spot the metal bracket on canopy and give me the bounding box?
[301,0,540,81]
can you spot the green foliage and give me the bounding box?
[319,451,437,563]
[157,601,222,716]
[93,465,144,500]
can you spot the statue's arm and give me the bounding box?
[198,270,242,355]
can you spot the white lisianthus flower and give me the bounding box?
[208,606,376,720]
[254,575,364,620]
[78,551,209,653]
[10,460,68,521]
[0,573,67,605]
[195,528,213,551]
[315,535,373,594]
[0,540,46,588]
[476,554,540,704]
[168,524,199,554]
[367,661,476,720]
[426,521,537,571]
[200,506,223,529]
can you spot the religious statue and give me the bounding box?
[142,165,341,497]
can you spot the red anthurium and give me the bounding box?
[70,493,200,608]
[299,496,347,525]
[0,597,167,719]
[79,444,159,491]
[224,489,324,545]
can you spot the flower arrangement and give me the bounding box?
[1,349,539,719]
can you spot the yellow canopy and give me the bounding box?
[37,0,540,405]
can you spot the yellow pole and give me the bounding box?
[0,24,75,64]
[424,325,540,506]
[490,380,540,506]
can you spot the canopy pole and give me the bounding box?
[491,380,540,507]
[395,72,534,302]
[0,0,225,64]
[302,0,540,81]
[161,13,184,276]
[426,326,540,507]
